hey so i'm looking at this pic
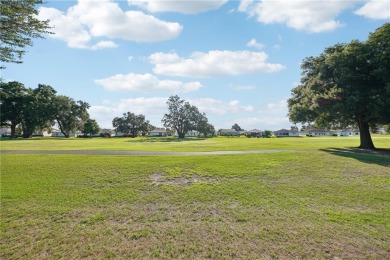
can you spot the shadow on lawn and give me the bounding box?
[128,137,207,143]
[321,147,390,167]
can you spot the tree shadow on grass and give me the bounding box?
[128,137,207,143]
[320,147,390,167]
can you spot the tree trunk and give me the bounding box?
[10,124,16,138]
[357,120,375,149]
[178,132,185,139]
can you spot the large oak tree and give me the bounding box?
[288,23,390,149]
[162,95,209,139]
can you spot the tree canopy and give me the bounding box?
[231,123,243,131]
[1,81,92,138]
[112,112,149,138]
[83,119,100,137]
[1,0,51,68]
[162,95,210,138]
[288,23,390,149]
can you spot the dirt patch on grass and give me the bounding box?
[151,173,218,186]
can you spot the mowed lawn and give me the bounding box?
[1,134,390,151]
[1,137,389,258]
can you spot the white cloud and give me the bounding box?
[258,99,288,115]
[128,0,228,14]
[247,39,265,49]
[89,97,255,129]
[190,98,255,115]
[95,73,202,93]
[149,50,285,77]
[38,0,182,49]
[90,41,118,50]
[355,0,390,19]
[238,0,357,33]
[89,97,168,128]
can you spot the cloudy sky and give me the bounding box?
[3,0,389,130]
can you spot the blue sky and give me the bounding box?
[3,0,389,130]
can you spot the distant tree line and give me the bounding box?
[112,95,215,138]
[0,81,98,138]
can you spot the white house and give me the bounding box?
[246,129,263,137]
[0,128,11,136]
[273,129,300,137]
[174,130,199,137]
[337,129,359,136]
[305,127,331,136]
[148,129,167,137]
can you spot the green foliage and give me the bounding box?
[0,81,27,137]
[288,23,390,149]
[231,123,243,131]
[83,119,100,137]
[112,112,149,138]
[0,0,52,68]
[54,96,90,138]
[162,95,210,138]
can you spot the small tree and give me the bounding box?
[231,123,243,131]
[53,96,90,138]
[83,119,100,137]
[263,130,272,138]
[112,112,149,138]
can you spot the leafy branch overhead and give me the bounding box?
[0,0,52,68]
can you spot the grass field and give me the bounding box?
[1,134,390,151]
[1,136,389,258]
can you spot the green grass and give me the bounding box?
[1,134,390,151]
[1,148,390,258]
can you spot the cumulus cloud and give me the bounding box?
[38,0,182,49]
[128,0,228,14]
[247,39,265,49]
[89,96,256,128]
[190,98,255,115]
[355,0,390,19]
[259,99,288,115]
[238,0,357,33]
[95,73,202,93]
[149,50,285,77]
[89,97,168,128]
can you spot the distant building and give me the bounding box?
[246,129,263,137]
[148,129,167,137]
[273,129,299,137]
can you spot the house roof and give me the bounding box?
[149,129,167,133]
[273,128,293,133]
[247,129,262,133]
[220,129,237,133]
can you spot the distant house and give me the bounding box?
[246,129,263,137]
[100,129,116,137]
[148,129,167,137]
[305,127,330,136]
[338,129,359,136]
[219,129,239,136]
[174,130,199,137]
[51,129,79,137]
[273,129,299,137]
[0,128,11,136]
